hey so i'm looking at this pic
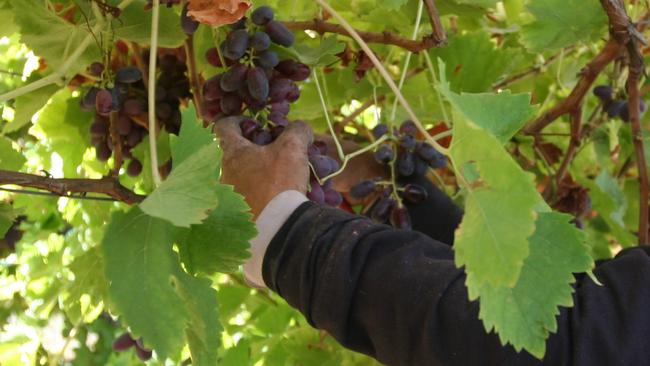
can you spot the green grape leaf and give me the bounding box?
[10,0,101,76]
[113,0,186,48]
[0,203,15,238]
[438,75,535,143]
[140,143,222,227]
[65,247,108,324]
[293,36,346,67]
[450,111,540,288]
[453,0,499,7]
[431,32,521,93]
[520,0,607,53]
[476,212,594,359]
[4,82,58,134]
[178,184,255,275]
[170,104,215,166]
[0,136,25,171]
[102,207,188,359]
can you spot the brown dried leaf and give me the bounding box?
[187,0,251,27]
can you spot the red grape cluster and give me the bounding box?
[593,85,647,122]
[81,50,190,177]
[200,6,343,206]
[112,333,153,361]
[349,121,447,229]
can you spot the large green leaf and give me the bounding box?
[0,136,25,171]
[140,144,222,228]
[520,0,607,53]
[476,212,593,359]
[113,0,186,48]
[170,104,215,166]
[4,82,59,134]
[178,184,255,275]
[0,203,15,238]
[450,111,540,288]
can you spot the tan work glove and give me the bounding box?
[215,117,313,218]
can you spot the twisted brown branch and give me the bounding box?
[0,170,145,205]
[422,0,447,44]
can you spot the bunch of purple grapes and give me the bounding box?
[349,120,447,229]
[200,6,343,206]
[112,332,153,361]
[593,85,647,122]
[81,52,190,177]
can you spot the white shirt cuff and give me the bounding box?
[243,190,308,288]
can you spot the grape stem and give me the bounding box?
[148,0,163,186]
[317,135,389,183]
[184,37,204,122]
[313,68,345,161]
[313,0,449,156]
[0,0,136,104]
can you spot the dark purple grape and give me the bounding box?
[127,159,143,177]
[307,180,325,203]
[310,155,335,178]
[220,94,243,115]
[110,87,122,112]
[593,85,613,101]
[313,140,328,155]
[397,152,415,177]
[201,100,222,122]
[276,60,311,81]
[89,62,104,76]
[266,21,295,47]
[606,100,625,118]
[399,120,417,136]
[116,115,133,136]
[221,65,248,92]
[95,89,113,116]
[285,84,301,102]
[115,67,142,84]
[223,29,249,60]
[390,206,412,230]
[271,101,290,115]
[269,125,285,139]
[126,128,143,147]
[372,124,389,139]
[181,3,199,35]
[81,87,100,110]
[402,184,428,203]
[96,142,112,161]
[371,197,395,222]
[620,100,648,122]
[203,75,224,101]
[252,6,274,25]
[308,144,321,156]
[229,17,247,30]
[247,67,270,102]
[350,180,376,199]
[324,188,343,207]
[256,50,280,69]
[90,119,109,136]
[250,31,271,52]
[112,333,136,352]
[205,47,223,68]
[156,102,173,121]
[400,134,416,150]
[268,111,289,126]
[269,78,293,102]
[374,145,395,164]
[240,119,260,138]
[252,129,272,145]
[123,98,145,117]
[416,143,446,168]
[135,345,153,362]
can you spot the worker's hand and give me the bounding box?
[215,117,313,218]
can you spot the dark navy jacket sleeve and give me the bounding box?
[261,182,650,366]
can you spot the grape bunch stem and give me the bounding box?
[148,0,163,185]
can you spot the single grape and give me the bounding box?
[127,159,143,177]
[324,187,343,207]
[606,100,626,118]
[252,129,273,145]
[390,206,412,230]
[256,50,280,69]
[181,3,199,35]
[269,111,289,126]
[414,156,429,176]
[593,85,613,101]
[372,124,389,138]
[270,101,291,115]
[112,333,136,352]
[229,17,247,30]
[116,115,133,136]
[135,345,153,362]
[416,142,446,168]
[81,87,100,111]
[397,152,415,177]
[266,21,295,47]
[374,145,395,164]
[371,197,395,223]
[89,62,104,77]
[308,144,321,156]
[307,180,325,203]
[269,78,293,102]
[156,102,173,121]
[110,87,122,112]
[240,119,260,138]
[126,128,143,147]
[123,98,145,117]
[221,65,249,92]
[402,184,428,203]
[223,29,250,61]
[250,31,271,52]
[350,180,377,199]
[276,60,311,81]
[220,94,243,115]
[399,120,417,136]
[205,47,223,68]
[95,89,113,116]
[310,155,335,178]
[620,102,630,122]
[96,142,112,162]
[203,74,224,101]
[201,100,222,122]
[285,84,301,102]
[400,134,416,150]
[313,140,328,155]
[270,125,285,139]
[115,67,143,84]
[247,67,270,102]
[252,6,274,26]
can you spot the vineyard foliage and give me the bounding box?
[0,0,647,364]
